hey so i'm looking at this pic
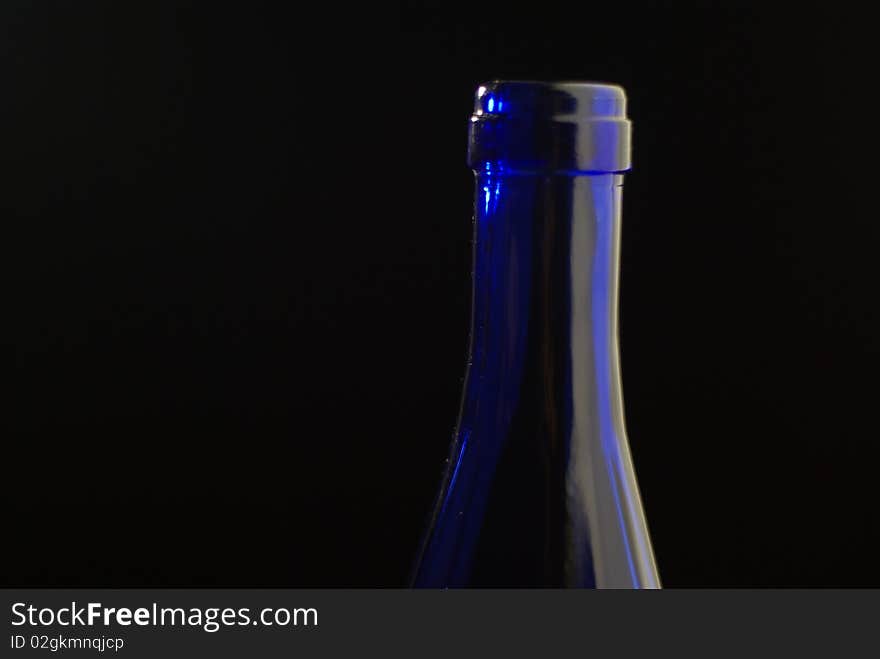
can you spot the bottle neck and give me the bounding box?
[413,169,659,587]
[468,170,625,418]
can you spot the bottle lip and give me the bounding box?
[473,81,628,120]
[467,80,632,173]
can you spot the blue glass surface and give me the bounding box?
[412,82,659,588]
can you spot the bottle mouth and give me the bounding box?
[467,81,632,173]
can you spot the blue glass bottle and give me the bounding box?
[412,81,660,588]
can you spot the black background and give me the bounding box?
[3,1,878,587]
